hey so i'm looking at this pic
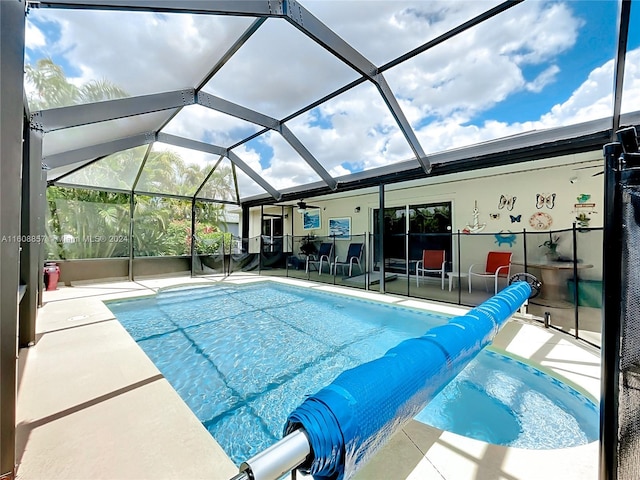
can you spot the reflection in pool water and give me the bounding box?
[107,282,599,464]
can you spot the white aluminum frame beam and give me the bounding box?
[374,74,430,173]
[282,0,430,173]
[197,92,278,130]
[157,132,227,156]
[33,0,283,16]
[278,124,338,190]
[31,89,195,132]
[196,92,337,190]
[158,133,282,201]
[43,132,155,169]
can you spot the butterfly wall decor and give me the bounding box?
[536,193,556,209]
[498,195,517,211]
[510,214,521,223]
[489,213,500,219]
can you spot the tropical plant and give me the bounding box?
[25,57,128,110]
[30,58,237,259]
[539,234,561,259]
[45,187,130,259]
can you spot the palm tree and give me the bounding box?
[30,58,237,259]
[25,58,128,109]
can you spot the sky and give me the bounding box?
[24,0,640,199]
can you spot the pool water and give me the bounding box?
[107,282,598,464]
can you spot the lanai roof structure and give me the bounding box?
[20,0,640,208]
[1,1,640,479]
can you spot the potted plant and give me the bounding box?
[299,234,317,256]
[575,213,591,229]
[539,234,560,261]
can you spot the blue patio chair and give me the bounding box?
[332,243,364,277]
[306,242,334,275]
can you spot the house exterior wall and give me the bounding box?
[250,150,604,279]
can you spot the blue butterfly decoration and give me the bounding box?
[510,214,521,223]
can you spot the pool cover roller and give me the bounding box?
[283,281,531,480]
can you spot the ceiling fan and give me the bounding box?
[296,200,320,212]
[572,165,603,177]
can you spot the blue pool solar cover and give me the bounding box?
[284,281,532,480]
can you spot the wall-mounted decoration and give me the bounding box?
[572,202,597,217]
[489,213,500,219]
[462,201,486,234]
[498,195,517,211]
[575,213,591,228]
[328,217,351,239]
[576,193,591,203]
[510,214,521,223]
[494,231,517,247]
[536,193,556,209]
[529,212,553,230]
[302,209,321,230]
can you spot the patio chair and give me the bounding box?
[416,249,446,289]
[332,243,364,277]
[306,242,334,275]
[468,251,513,294]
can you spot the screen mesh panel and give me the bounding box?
[618,186,640,478]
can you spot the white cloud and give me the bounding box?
[27,9,256,96]
[540,48,640,126]
[25,20,46,51]
[525,65,560,93]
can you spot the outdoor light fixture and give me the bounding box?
[617,126,640,168]
[354,206,361,213]
[617,126,639,154]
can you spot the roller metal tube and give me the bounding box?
[238,429,311,480]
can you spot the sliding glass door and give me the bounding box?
[374,202,452,274]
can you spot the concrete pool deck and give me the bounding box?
[16,274,601,480]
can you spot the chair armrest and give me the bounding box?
[495,264,510,276]
[416,260,423,269]
[468,263,480,275]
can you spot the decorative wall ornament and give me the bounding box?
[302,209,321,230]
[509,214,521,223]
[498,195,517,211]
[328,217,351,239]
[494,231,517,247]
[462,201,486,234]
[572,202,597,215]
[575,213,591,228]
[535,193,556,209]
[576,193,591,203]
[489,213,500,219]
[529,212,553,230]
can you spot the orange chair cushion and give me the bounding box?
[485,251,512,275]
[422,250,445,269]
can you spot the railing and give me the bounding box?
[192,225,603,348]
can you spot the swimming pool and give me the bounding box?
[107,281,598,465]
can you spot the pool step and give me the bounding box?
[156,285,237,305]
